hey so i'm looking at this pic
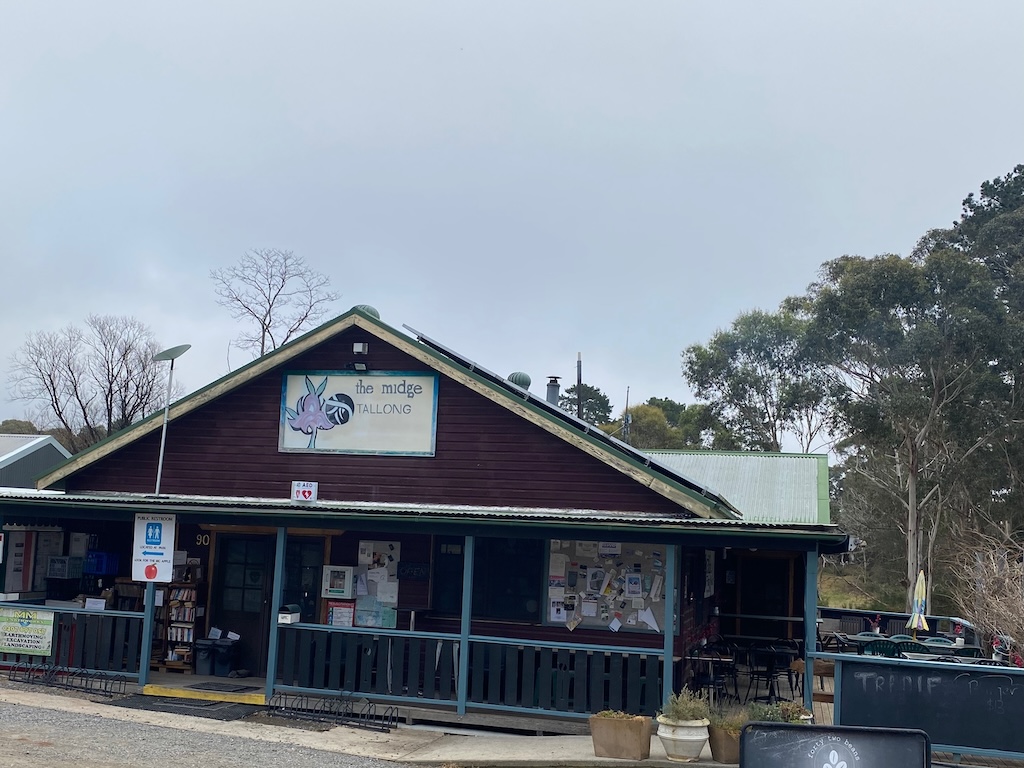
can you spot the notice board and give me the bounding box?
[544,539,670,634]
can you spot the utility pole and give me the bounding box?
[576,352,583,420]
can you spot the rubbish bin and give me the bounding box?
[195,638,215,676]
[213,638,237,677]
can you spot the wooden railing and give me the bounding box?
[274,624,666,717]
[0,602,144,677]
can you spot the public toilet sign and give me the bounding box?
[132,513,176,582]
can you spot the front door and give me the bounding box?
[211,534,274,674]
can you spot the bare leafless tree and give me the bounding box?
[9,315,166,452]
[948,528,1024,657]
[211,249,339,358]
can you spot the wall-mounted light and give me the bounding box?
[348,362,368,372]
[353,342,369,354]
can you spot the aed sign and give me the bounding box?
[291,481,318,503]
[132,513,176,582]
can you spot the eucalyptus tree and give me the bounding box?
[796,247,1013,609]
[681,309,835,453]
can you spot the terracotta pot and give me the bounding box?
[589,714,652,760]
[707,725,740,764]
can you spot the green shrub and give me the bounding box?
[658,689,711,722]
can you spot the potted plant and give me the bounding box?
[656,689,711,763]
[707,705,748,764]
[589,710,653,760]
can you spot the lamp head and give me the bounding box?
[153,344,191,362]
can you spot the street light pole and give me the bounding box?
[152,344,190,496]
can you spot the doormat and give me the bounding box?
[107,695,261,721]
[188,682,261,693]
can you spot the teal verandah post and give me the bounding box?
[457,535,475,715]
[803,546,819,710]
[139,581,155,685]
[264,526,287,702]
[663,544,678,705]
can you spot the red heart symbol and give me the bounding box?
[302,489,312,499]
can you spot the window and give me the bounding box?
[431,536,543,622]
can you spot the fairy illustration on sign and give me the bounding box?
[283,375,354,449]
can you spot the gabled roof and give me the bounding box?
[36,307,741,520]
[0,434,71,471]
[644,450,830,525]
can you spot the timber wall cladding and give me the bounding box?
[66,328,684,514]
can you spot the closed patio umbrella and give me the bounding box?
[906,570,929,639]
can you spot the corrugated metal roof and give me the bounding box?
[644,451,829,525]
[0,487,839,539]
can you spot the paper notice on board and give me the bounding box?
[581,598,598,617]
[576,541,598,559]
[598,542,621,557]
[549,553,568,577]
[358,541,374,565]
[649,574,663,602]
[548,586,565,600]
[608,616,622,632]
[549,599,566,623]
[638,607,660,632]
[376,581,399,605]
[367,566,388,583]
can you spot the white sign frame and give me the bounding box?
[132,513,176,583]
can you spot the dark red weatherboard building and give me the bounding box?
[0,305,846,726]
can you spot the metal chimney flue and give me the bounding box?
[546,376,561,405]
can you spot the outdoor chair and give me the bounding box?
[923,636,955,646]
[862,639,902,658]
[744,646,788,703]
[889,634,914,642]
[896,641,932,655]
[974,658,1010,666]
[689,648,737,706]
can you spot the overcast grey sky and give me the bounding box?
[2,1,1022,426]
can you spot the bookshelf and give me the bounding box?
[158,583,199,671]
[111,579,203,672]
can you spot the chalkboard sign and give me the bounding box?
[839,658,1024,754]
[740,722,930,768]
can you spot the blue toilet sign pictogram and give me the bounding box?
[146,523,162,546]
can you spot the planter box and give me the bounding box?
[589,714,653,760]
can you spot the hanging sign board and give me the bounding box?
[0,607,54,655]
[132,513,176,582]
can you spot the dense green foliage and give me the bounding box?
[681,165,1024,612]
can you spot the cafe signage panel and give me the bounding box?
[279,371,438,456]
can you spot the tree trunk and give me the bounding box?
[906,442,920,612]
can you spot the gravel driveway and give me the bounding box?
[0,681,422,768]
